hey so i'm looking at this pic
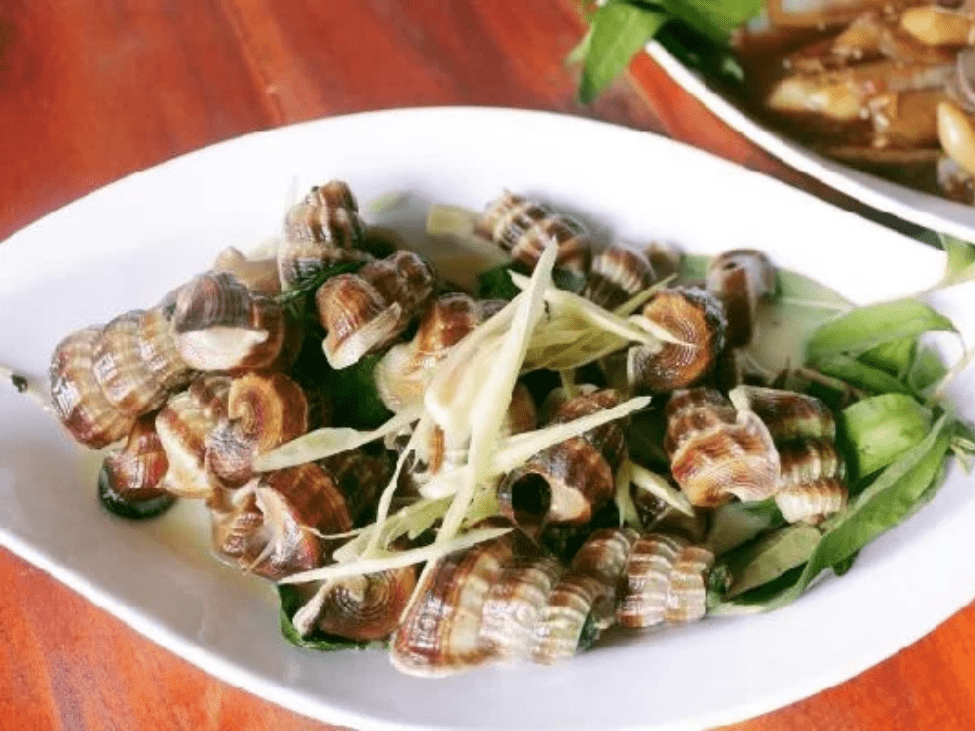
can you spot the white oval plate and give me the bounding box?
[646,41,975,243]
[1,107,974,731]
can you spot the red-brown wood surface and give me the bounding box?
[0,1,971,729]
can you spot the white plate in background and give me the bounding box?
[647,41,975,243]
[1,107,973,731]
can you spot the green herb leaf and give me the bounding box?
[814,353,913,396]
[656,0,763,43]
[832,550,859,576]
[477,265,520,301]
[579,2,668,104]
[806,299,955,363]
[721,524,821,599]
[273,261,364,305]
[324,353,394,430]
[859,336,949,393]
[939,233,975,287]
[278,586,384,651]
[705,498,784,557]
[841,394,932,478]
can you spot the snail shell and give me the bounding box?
[155,375,231,499]
[318,447,394,526]
[775,438,848,524]
[374,293,488,412]
[205,372,309,488]
[583,247,655,310]
[617,534,713,628]
[644,242,682,282]
[665,388,781,507]
[706,250,777,349]
[729,386,836,442]
[279,181,370,290]
[292,567,418,642]
[479,555,563,662]
[476,191,591,280]
[315,251,436,370]
[212,247,282,296]
[532,528,637,664]
[50,327,136,448]
[497,389,625,531]
[172,272,299,372]
[210,463,352,581]
[99,413,175,519]
[628,288,727,394]
[391,533,517,677]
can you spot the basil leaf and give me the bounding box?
[705,498,784,557]
[806,299,956,363]
[832,550,859,576]
[477,265,520,300]
[579,2,668,104]
[324,353,394,430]
[722,524,821,599]
[806,299,955,362]
[842,394,932,478]
[939,233,975,287]
[859,336,949,393]
[278,586,384,651]
[656,0,763,44]
[814,354,913,396]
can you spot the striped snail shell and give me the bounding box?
[616,534,714,628]
[665,388,781,507]
[497,389,625,532]
[476,191,590,282]
[291,566,418,643]
[172,272,300,373]
[212,247,282,296]
[155,375,232,499]
[706,249,777,349]
[532,527,637,664]
[318,447,394,526]
[729,385,836,442]
[205,372,309,488]
[315,251,436,370]
[99,413,175,519]
[583,246,655,310]
[210,463,352,581]
[391,532,518,677]
[278,180,371,290]
[628,288,727,394]
[374,292,488,412]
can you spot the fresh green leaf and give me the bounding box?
[705,498,784,557]
[278,586,384,651]
[776,269,851,313]
[832,550,859,576]
[859,336,949,393]
[566,27,593,66]
[721,524,821,599]
[324,354,394,430]
[842,394,932,478]
[713,564,805,613]
[814,354,913,396]
[477,265,520,301]
[806,299,955,363]
[656,0,763,43]
[939,233,975,287]
[579,2,668,104]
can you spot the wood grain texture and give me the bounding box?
[0,1,973,730]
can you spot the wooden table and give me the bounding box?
[2,2,974,729]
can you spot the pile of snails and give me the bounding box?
[48,180,850,676]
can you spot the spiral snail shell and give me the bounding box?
[315,251,436,370]
[155,375,232,499]
[476,191,591,281]
[98,413,175,519]
[212,247,282,296]
[318,447,394,526]
[278,180,371,290]
[291,566,418,642]
[497,389,626,532]
[628,288,727,394]
[705,250,777,349]
[616,534,714,628]
[665,388,781,507]
[583,247,656,310]
[205,372,310,488]
[210,463,352,581]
